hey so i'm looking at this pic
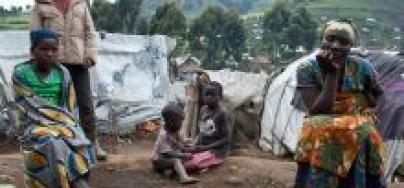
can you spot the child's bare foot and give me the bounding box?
[163,169,175,179]
[199,168,209,175]
[180,176,200,184]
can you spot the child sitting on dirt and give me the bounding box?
[151,103,200,184]
[192,81,230,166]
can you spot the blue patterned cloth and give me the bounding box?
[296,53,381,93]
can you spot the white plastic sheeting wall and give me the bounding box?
[0,31,175,134]
[207,70,268,110]
[259,57,308,156]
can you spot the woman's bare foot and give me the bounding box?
[94,139,107,161]
[180,176,200,184]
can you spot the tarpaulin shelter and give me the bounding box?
[0,30,175,135]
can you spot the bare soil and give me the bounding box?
[1,137,403,188]
[0,137,297,188]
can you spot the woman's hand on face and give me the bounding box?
[316,50,343,74]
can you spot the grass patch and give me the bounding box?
[0,15,29,30]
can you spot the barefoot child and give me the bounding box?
[151,104,199,184]
[186,81,230,171]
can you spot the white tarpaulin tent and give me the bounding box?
[170,70,269,111]
[208,71,269,140]
[259,56,309,155]
[0,30,175,134]
[207,70,268,110]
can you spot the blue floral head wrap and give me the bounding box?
[30,28,59,48]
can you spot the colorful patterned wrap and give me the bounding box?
[13,61,95,188]
[294,54,385,187]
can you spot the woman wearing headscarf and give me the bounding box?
[29,0,107,160]
[13,28,94,188]
[293,20,385,187]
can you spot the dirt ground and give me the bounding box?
[0,137,403,188]
[0,135,298,188]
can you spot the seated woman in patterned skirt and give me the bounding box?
[13,28,95,188]
[293,20,386,188]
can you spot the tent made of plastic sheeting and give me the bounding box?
[0,30,31,81]
[209,71,269,140]
[92,33,175,134]
[169,70,269,140]
[259,56,307,156]
[366,52,404,180]
[0,30,175,135]
[207,71,269,110]
[170,70,269,111]
[0,68,18,143]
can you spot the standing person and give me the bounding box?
[13,28,94,188]
[29,0,107,160]
[293,20,385,187]
[181,68,211,141]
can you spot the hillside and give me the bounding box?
[140,0,270,18]
[0,15,28,30]
[139,0,403,47]
[296,0,404,48]
[140,0,403,23]
[1,0,402,48]
[302,0,404,26]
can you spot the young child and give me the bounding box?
[152,103,199,184]
[195,81,230,159]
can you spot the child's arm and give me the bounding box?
[161,151,193,160]
[198,112,230,150]
[166,132,198,153]
[191,135,200,146]
[167,133,188,151]
[200,139,227,150]
[156,131,192,159]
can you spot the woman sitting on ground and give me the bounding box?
[293,20,385,187]
[13,28,95,188]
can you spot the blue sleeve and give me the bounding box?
[360,60,382,95]
[296,59,320,88]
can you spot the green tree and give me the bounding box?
[10,6,19,16]
[149,2,187,56]
[116,0,143,33]
[262,2,317,61]
[136,18,149,35]
[91,0,142,33]
[262,1,291,61]
[25,5,32,12]
[0,6,5,17]
[284,7,317,52]
[189,6,246,69]
[91,0,119,32]
[149,2,187,38]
